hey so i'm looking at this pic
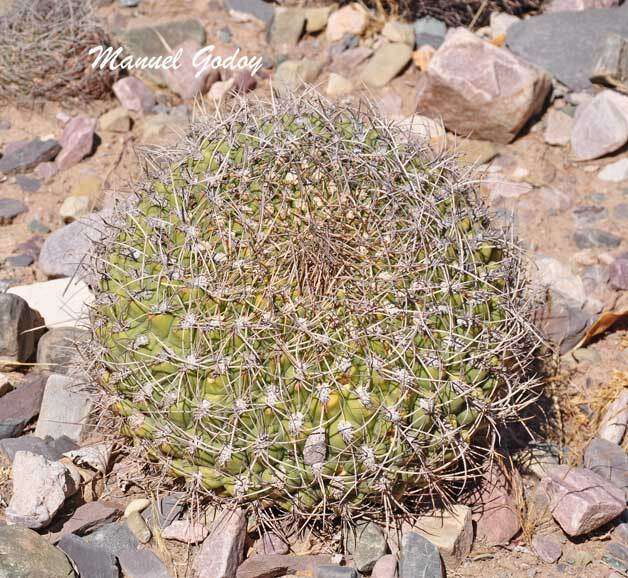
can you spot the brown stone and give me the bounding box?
[236,554,332,578]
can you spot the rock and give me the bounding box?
[571,90,628,160]
[409,505,473,563]
[540,465,625,536]
[5,254,33,268]
[6,451,80,528]
[34,374,92,443]
[331,46,372,74]
[546,0,619,11]
[572,205,607,227]
[0,198,27,224]
[599,389,628,444]
[532,534,562,563]
[64,442,112,473]
[506,6,628,90]
[126,511,151,543]
[382,20,415,46]
[305,5,335,33]
[574,228,622,249]
[489,12,518,39]
[118,550,172,578]
[274,59,322,92]
[415,28,551,144]
[474,468,520,546]
[0,374,47,439]
[100,107,131,132]
[346,522,387,573]
[0,526,77,578]
[413,16,446,48]
[361,42,412,88]
[614,203,628,219]
[56,116,96,171]
[603,542,628,575]
[59,196,90,223]
[393,115,446,147]
[58,534,118,578]
[8,278,93,329]
[599,158,628,181]
[534,255,586,308]
[615,521,628,544]
[326,4,368,42]
[591,32,628,91]
[34,161,58,181]
[142,494,184,529]
[113,77,156,113]
[539,290,592,354]
[455,139,499,165]
[315,567,357,578]
[140,113,180,143]
[38,211,107,278]
[326,73,354,97]
[0,435,72,462]
[254,531,288,555]
[125,498,151,517]
[163,39,215,100]
[48,500,121,543]
[0,138,60,175]
[236,554,332,578]
[0,374,11,396]
[37,327,88,375]
[371,554,397,578]
[224,0,274,28]
[484,179,533,204]
[398,532,443,578]
[0,293,44,369]
[162,518,208,544]
[270,8,305,50]
[584,438,628,497]
[544,108,574,146]
[233,71,257,94]
[193,508,247,578]
[84,521,140,555]
[610,256,628,291]
[209,78,236,101]
[15,175,41,193]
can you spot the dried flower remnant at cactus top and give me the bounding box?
[85,95,543,527]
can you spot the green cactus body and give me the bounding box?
[88,98,539,520]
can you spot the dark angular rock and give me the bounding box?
[84,522,139,556]
[224,0,274,28]
[0,435,69,462]
[57,534,119,578]
[5,254,33,268]
[610,254,628,290]
[142,494,184,529]
[37,327,88,374]
[574,228,622,249]
[0,198,27,224]
[118,549,172,578]
[0,373,47,439]
[399,532,443,578]
[0,138,60,175]
[0,293,44,369]
[15,175,41,193]
[603,541,628,574]
[48,500,121,544]
[345,522,388,573]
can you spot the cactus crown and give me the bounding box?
[87,95,541,526]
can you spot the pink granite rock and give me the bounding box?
[112,77,156,113]
[56,116,96,171]
[540,465,625,536]
[415,28,551,143]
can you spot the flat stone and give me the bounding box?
[382,20,416,46]
[56,117,96,171]
[37,327,88,375]
[57,534,118,578]
[224,0,274,28]
[34,162,58,181]
[371,554,397,578]
[8,278,93,329]
[602,542,628,574]
[84,522,140,556]
[254,531,289,555]
[0,525,77,578]
[599,158,628,181]
[398,532,443,578]
[162,518,208,544]
[274,59,322,92]
[506,6,628,90]
[270,8,305,50]
[0,198,27,224]
[544,108,574,146]
[540,465,625,536]
[0,435,68,462]
[534,255,586,308]
[100,107,131,132]
[584,437,628,496]
[142,494,184,529]
[326,3,369,42]
[346,522,388,573]
[416,28,551,144]
[34,374,92,443]
[413,16,446,48]
[6,451,80,528]
[599,389,628,443]
[193,508,247,578]
[118,549,172,578]
[15,175,41,193]
[126,511,151,543]
[532,534,562,563]
[539,290,592,354]
[0,139,60,175]
[574,228,622,249]
[48,500,121,543]
[591,32,628,91]
[0,293,44,370]
[236,554,332,578]
[112,77,156,113]
[0,373,46,439]
[572,204,607,227]
[315,567,357,578]
[5,254,32,268]
[359,42,412,88]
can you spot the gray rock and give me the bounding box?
[57,534,119,578]
[15,175,41,193]
[603,542,628,575]
[359,42,412,88]
[35,374,92,443]
[574,228,622,249]
[413,16,446,48]
[0,198,27,224]
[0,293,45,369]
[615,522,628,544]
[142,493,184,529]
[532,534,562,563]
[38,211,109,279]
[371,554,397,578]
[0,435,73,462]
[0,139,60,175]
[37,327,88,374]
[398,532,443,578]
[5,254,34,268]
[506,6,628,90]
[270,9,305,49]
[539,291,591,354]
[591,32,628,91]
[119,0,140,6]
[346,522,388,573]
[48,500,121,543]
[0,373,47,439]
[237,554,331,578]
[224,0,274,28]
[316,567,357,578]
[599,390,628,444]
[6,451,80,528]
[572,205,607,227]
[614,202,628,219]
[0,525,76,578]
[274,58,323,93]
[84,522,140,556]
[118,550,172,578]
[584,438,628,497]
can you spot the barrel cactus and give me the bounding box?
[86,96,541,525]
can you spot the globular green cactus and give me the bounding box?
[87,96,541,523]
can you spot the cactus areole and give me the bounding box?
[87,97,540,523]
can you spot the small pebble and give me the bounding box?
[126,510,151,544]
[124,498,151,517]
[5,254,34,268]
